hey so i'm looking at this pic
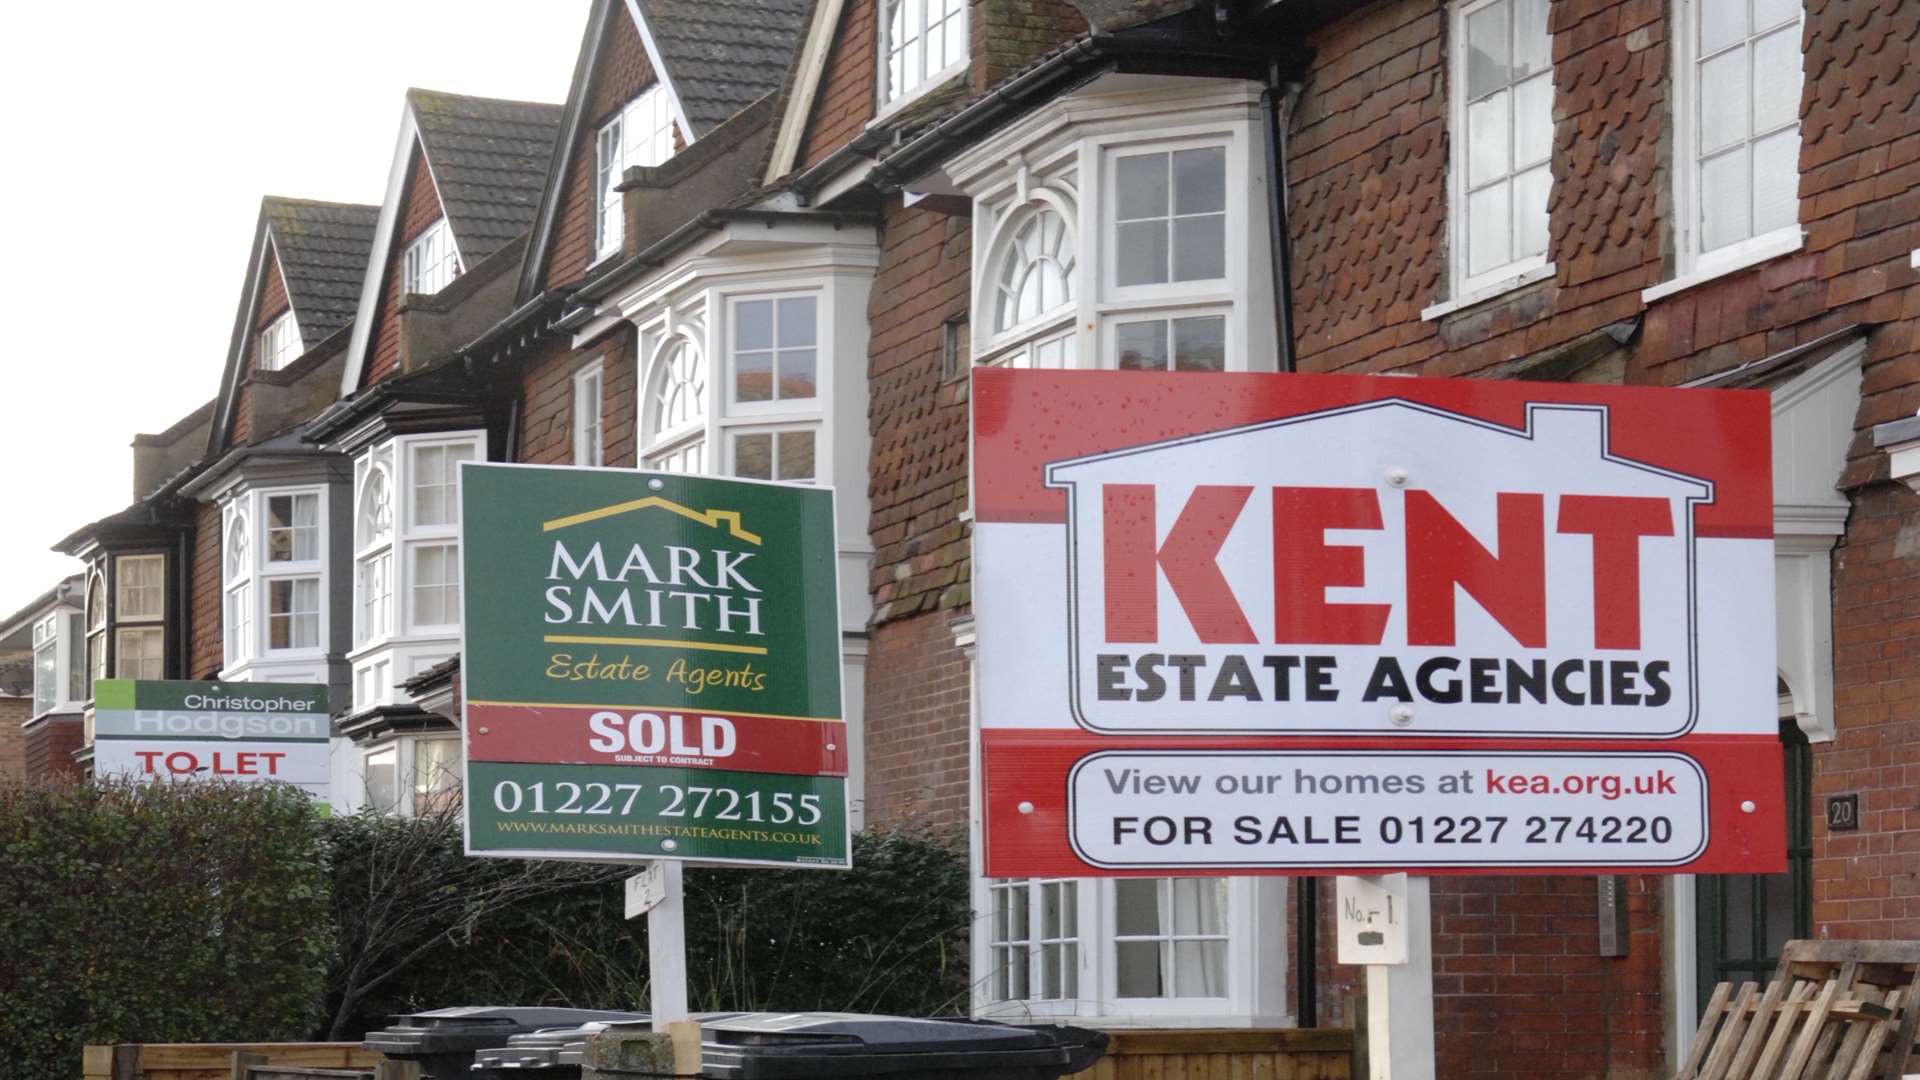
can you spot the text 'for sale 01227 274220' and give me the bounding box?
[971,367,1782,878]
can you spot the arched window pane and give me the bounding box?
[996,208,1076,333]
[357,469,392,550]
[652,341,707,435]
[225,518,250,582]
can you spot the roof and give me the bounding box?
[263,198,379,345]
[0,575,82,645]
[634,0,812,136]
[407,89,563,267]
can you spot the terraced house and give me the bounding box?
[13,0,1918,1076]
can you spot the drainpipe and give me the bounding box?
[1262,58,1315,1021]
[1261,65,1305,374]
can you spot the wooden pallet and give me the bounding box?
[1676,940,1920,1080]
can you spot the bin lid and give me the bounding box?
[699,1015,1108,1079]
[472,1021,614,1069]
[363,1006,648,1056]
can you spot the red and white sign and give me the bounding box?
[974,369,1783,876]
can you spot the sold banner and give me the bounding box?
[460,464,849,868]
[91,679,332,799]
[973,368,1783,876]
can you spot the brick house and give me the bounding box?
[21,0,1920,1074]
[0,576,86,781]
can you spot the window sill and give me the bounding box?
[869,64,969,130]
[1420,264,1557,322]
[1642,229,1806,304]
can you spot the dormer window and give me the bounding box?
[404,219,460,296]
[880,0,967,108]
[259,311,303,371]
[596,85,676,259]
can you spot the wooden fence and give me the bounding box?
[80,1043,402,1080]
[1068,1029,1355,1080]
[87,1027,1354,1080]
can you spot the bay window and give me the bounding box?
[349,432,483,710]
[114,554,165,680]
[880,0,966,108]
[260,311,303,371]
[30,612,82,718]
[221,488,327,674]
[596,86,677,259]
[1446,0,1554,301]
[955,80,1275,374]
[403,218,460,296]
[362,734,463,816]
[978,874,1285,1024]
[1663,0,1805,290]
[573,360,605,467]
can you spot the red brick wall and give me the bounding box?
[543,8,660,289]
[364,142,444,386]
[190,500,223,679]
[22,716,82,782]
[516,325,637,467]
[969,0,1085,94]
[861,197,973,831]
[1284,0,1920,1071]
[0,696,26,783]
[868,198,972,622]
[798,0,875,170]
[864,610,971,830]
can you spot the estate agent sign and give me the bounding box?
[460,464,849,868]
[974,368,1783,876]
[92,679,332,799]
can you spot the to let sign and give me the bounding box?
[973,369,1783,877]
[460,464,849,869]
[91,680,332,799]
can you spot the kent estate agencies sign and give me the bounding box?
[973,368,1783,877]
[460,463,849,868]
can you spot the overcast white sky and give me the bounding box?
[0,1,592,618]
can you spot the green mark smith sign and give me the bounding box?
[461,464,848,867]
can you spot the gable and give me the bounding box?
[363,139,446,388]
[229,240,295,445]
[540,3,664,291]
[634,0,812,136]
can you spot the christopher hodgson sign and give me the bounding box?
[460,464,848,868]
[973,369,1784,876]
[91,679,332,799]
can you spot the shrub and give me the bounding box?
[0,779,333,1080]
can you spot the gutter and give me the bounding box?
[567,208,881,306]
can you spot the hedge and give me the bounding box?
[0,778,972,1077]
[0,780,333,1080]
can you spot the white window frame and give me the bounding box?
[362,733,464,817]
[221,486,329,674]
[1650,0,1806,302]
[403,218,461,296]
[259,310,303,371]
[573,360,606,467]
[354,456,396,650]
[953,88,1274,376]
[725,292,822,414]
[596,86,677,260]
[1439,0,1556,313]
[348,431,484,712]
[30,612,80,719]
[640,325,711,474]
[877,0,968,114]
[974,875,1287,1026]
[726,424,821,484]
[1106,306,1232,373]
